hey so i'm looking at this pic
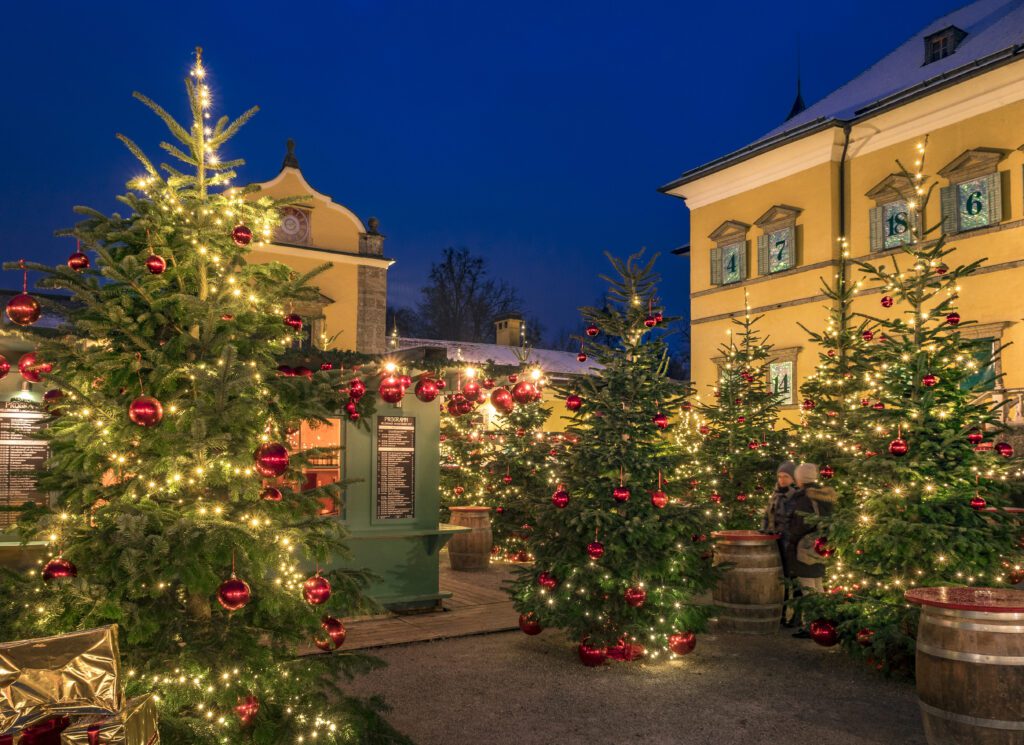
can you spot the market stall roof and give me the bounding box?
[391,337,597,378]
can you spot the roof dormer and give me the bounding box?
[924,25,966,64]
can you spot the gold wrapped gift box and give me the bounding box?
[59,695,159,745]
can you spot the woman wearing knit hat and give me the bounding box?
[786,463,838,637]
[763,461,798,625]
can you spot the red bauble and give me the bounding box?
[502,474,513,485]
[935,263,948,275]
[519,613,543,636]
[862,330,874,341]
[42,556,77,582]
[736,493,748,502]
[652,412,669,429]
[513,550,529,562]
[710,492,722,503]
[551,489,570,508]
[801,399,815,411]
[650,490,668,509]
[67,252,90,271]
[17,353,50,383]
[888,438,908,456]
[379,376,405,404]
[586,541,604,559]
[668,631,697,655]
[254,442,290,477]
[922,373,939,387]
[1009,569,1024,585]
[699,425,710,435]
[481,378,494,389]
[508,374,518,384]
[970,495,987,510]
[565,394,582,412]
[128,395,163,427]
[655,312,664,323]
[234,695,259,726]
[813,536,833,557]
[217,575,251,611]
[344,401,358,418]
[232,224,253,247]
[578,642,607,666]
[145,254,166,274]
[436,379,447,390]
[43,389,63,404]
[819,465,835,479]
[967,428,984,445]
[946,312,960,325]
[872,401,885,410]
[315,616,347,651]
[995,442,1014,458]
[261,486,283,502]
[453,486,465,496]
[490,387,515,413]
[303,573,332,605]
[415,378,439,403]
[0,355,8,380]
[348,378,367,399]
[624,587,646,607]
[462,380,480,398]
[537,572,558,589]
[612,486,630,503]
[856,629,875,647]
[577,352,588,362]
[6,293,40,326]
[585,324,599,337]
[607,640,646,662]
[809,619,839,647]
[644,315,657,328]
[511,381,537,404]
[284,313,303,331]
[880,296,894,308]
[320,362,334,371]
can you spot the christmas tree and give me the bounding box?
[438,370,489,515]
[510,252,715,665]
[801,141,1022,673]
[687,310,783,530]
[0,51,408,743]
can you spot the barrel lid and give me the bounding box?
[448,505,491,512]
[711,530,780,541]
[905,587,1024,612]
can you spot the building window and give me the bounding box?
[719,242,744,284]
[938,149,1007,235]
[924,26,966,65]
[755,205,802,275]
[962,338,997,392]
[707,220,750,287]
[769,360,794,405]
[866,173,923,252]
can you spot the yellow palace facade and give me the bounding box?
[662,0,1024,425]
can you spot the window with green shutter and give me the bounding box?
[754,205,802,275]
[707,220,750,287]
[866,173,921,252]
[937,149,1008,234]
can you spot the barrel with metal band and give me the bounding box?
[906,587,1024,744]
[711,530,784,634]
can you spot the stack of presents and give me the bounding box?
[0,626,158,744]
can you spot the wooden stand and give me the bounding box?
[711,530,783,634]
[447,506,493,571]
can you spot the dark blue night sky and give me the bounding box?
[0,0,965,343]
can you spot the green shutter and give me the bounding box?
[940,185,958,235]
[869,206,884,252]
[709,247,722,286]
[756,234,769,275]
[737,241,748,280]
[986,171,1003,224]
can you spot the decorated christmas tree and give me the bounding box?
[510,252,715,665]
[688,310,783,530]
[438,369,488,514]
[0,51,407,743]
[801,142,1022,672]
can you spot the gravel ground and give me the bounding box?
[346,629,925,745]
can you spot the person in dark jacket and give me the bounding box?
[786,462,838,637]
[762,460,797,573]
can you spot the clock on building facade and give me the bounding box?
[275,206,311,245]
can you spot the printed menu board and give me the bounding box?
[0,401,49,529]
[375,415,415,520]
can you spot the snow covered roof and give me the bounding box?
[391,337,598,377]
[662,0,1024,191]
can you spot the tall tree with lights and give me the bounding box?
[0,52,408,743]
[438,376,489,516]
[510,252,715,665]
[801,142,1022,672]
[688,311,784,530]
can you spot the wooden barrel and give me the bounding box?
[447,506,493,571]
[907,587,1024,744]
[711,530,783,634]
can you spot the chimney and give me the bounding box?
[494,313,525,346]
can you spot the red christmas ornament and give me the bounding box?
[872,401,885,410]
[5,293,40,326]
[462,380,480,398]
[518,613,543,636]
[644,315,657,328]
[320,362,333,371]
[507,373,518,384]
[344,400,358,418]
[314,616,347,651]
[737,416,746,423]
[585,324,599,337]
[551,488,570,508]
[801,399,815,411]
[379,376,404,404]
[586,541,605,559]
[261,486,283,502]
[490,387,515,413]
[254,442,290,477]
[652,412,669,429]
[970,495,987,510]
[668,631,697,655]
[946,312,960,326]
[710,492,722,503]
[856,629,875,647]
[217,575,251,611]
[935,263,948,275]
[234,695,259,726]
[348,378,367,399]
[650,490,668,509]
[967,428,984,445]
[482,378,495,389]
[502,474,513,485]
[511,381,537,404]
[1009,569,1024,585]
[453,486,464,496]
[922,373,939,387]
[747,440,760,450]
[222,313,235,321]
[809,619,839,647]
[42,555,77,582]
[995,441,1014,458]
[128,395,163,427]
[231,224,253,246]
[17,353,50,383]
[577,351,588,362]
[861,398,870,407]
[67,252,90,271]
[820,465,835,479]
[655,312,664,323]
[888,438,908,456]
[736,493,748,502]
[43,389,63,404]
[565,394,582,412]
[414,378,439,402]
[0,355,8,380]
[880,296,894,308]
[813,536,833,557]
[624,587,646,608]
[284,313,303,331]
[612,486,630,503]
[577,642,606,666]
[145,254,166,274]
[827,350,835,358]
[862,330,874,341]
[698,425,710,435]
[537,572,558,589]
[303,573,332,605]
[607,640,646,662]
[513,550,529,562]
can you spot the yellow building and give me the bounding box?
[661,0,1024,425]
[249,139,391,355]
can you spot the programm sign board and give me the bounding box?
[0,401,48,529]
[375,415,415,520]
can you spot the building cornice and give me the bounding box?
[256,241,395,268]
